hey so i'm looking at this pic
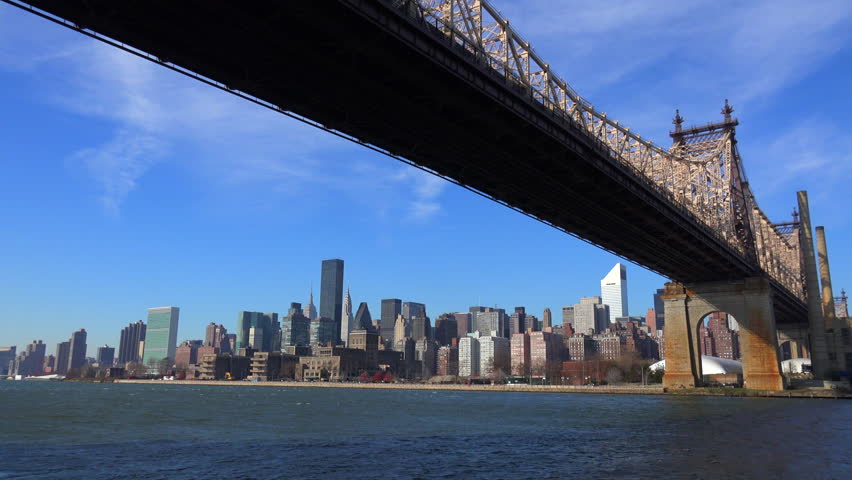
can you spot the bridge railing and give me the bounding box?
[393,0,804,301]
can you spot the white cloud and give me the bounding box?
[71,130,166,217]
[408,201,442,222]
[0,7,450,220]
[497,0,852,108]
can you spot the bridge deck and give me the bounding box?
[12,0,806,322]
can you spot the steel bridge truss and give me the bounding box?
[397,0,804,300]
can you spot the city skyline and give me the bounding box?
[1,0,850,350]
[4,259,655,357]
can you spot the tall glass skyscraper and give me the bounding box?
[320,259,344,343]
[601,263,628,323]
[68,329,87,371]
[236,311,279,352]
[381,299,402,345]
[142,307,180,366]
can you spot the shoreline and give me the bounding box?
[112,379,850,399]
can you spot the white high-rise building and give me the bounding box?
[458,333,480,377]
[341,287,353,345]
[478,333,509,378]
[600,263,628,324]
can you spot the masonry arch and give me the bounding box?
[663,278,784,390]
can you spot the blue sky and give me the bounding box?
[1,1,850,351]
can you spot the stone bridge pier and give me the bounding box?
[776,324,810,361]
[663,277,784,391]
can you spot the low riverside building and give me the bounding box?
[198,353,251,380]
[299,347,370,381]
[348,329,380,370]
[248,352,300,381]
[377,349,404,376]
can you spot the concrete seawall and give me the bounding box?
[111,380,851,398]
[115,379,664,395]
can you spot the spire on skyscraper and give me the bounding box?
[305,283,318,321]
[341,285,353,345]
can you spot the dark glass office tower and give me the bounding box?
[354,302,373,331]
[118,320,147,365]
[403,302,426,321]
[320,259,344,343]
[381,299,402,345]
[68,329,88,371]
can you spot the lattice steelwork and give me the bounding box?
[396,0,804,300]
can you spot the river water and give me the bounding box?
[0,381,850,479]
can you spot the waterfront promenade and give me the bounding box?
[113,379,850,399]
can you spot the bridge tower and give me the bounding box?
[664,102,785,390]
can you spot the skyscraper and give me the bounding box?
[9,340,45,377]
[68,329,87,371]
[304,286,318,321]
[542,308,553,330]
[601,263,628,323]
[0,346,16,376]
[142,307,180,366]
[434,314,458,346]
[573,297,609,334]
[55,341,70,374]
[118,320,146,365]
[474,308,507,338]
[236,311,279,352]
[96,345,115,366]
[402,302,426,321]
[341,287,353,345]
[353,302,373,332]
[454,312,472,338]
[653,288,665,332]
[310,317,337,345]
[410,314,431,342]
[458,333,480,377]
[204,323,229,352]
[393,314,409,348]
[320,259,344,343]
[510,307,527,336]
[282,303,311,347]
[381,299,402,344]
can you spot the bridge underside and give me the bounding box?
[14,0,806,323]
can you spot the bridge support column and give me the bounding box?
[798,191,830,379]
[661,284,699,389]
[663,277,784,391]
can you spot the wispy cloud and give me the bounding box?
[71,130,167,217]
[0,8,451,221]
[749,118,852,222]
[499,0,852,116]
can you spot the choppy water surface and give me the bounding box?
[1,382,850,479]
